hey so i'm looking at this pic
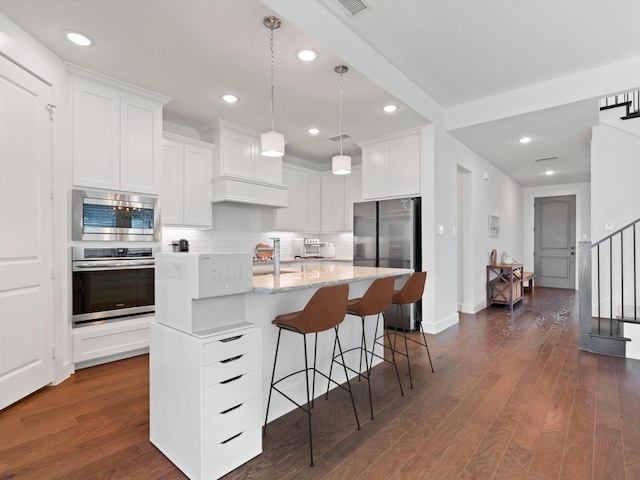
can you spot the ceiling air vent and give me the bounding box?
[337,0,369,16]
[534,156,558,162]
[328,134,351,142]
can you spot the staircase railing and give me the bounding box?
[590,217,640,338]
[600,91,640,118]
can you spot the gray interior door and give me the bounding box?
[534,195,576,288]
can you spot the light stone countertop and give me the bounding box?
[252,265,413,294]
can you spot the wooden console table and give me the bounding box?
[487,264,524,309]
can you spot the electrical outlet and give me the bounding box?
[437,225,444,235]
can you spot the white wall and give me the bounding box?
[522,182,591,290]
[446,133,524,314]
[0,13,72,382]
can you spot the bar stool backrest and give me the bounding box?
[393,271,427,305]
[298,283,349,334]
[350,276,395,316]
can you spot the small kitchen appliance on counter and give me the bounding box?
[319,242,336,258]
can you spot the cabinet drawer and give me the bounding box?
[204,425,262,479]
[204,396,260,450]
[204,368,259,417]
[203,330,259,365]
[203,349,260,386]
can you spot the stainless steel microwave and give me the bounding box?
[72,189,160,242]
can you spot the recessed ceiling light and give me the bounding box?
[519,136,532,144]
[382,104,398,113]
[297,49,317,62]
[221,94,238,104]
[64,31,93,47]
[307,128,320,135]
[545,170,555,175]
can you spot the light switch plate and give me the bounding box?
[437,225,444,235]
[605,222,613,231]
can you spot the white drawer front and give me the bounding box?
[203,349,260,386]
[204,425,262,479]
[204,368,259,417]
[204,396,260,449]
[203,330,259,365]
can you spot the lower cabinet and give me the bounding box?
[72,316,151,367]
[150,322,262,480]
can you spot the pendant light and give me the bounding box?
[332,65,351,175]
[261,16,285,157]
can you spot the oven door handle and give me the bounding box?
[73,260,155,269]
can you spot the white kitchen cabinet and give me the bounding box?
[320,167,361,232]
[275,166,320,232]
[150,322,261,480]
[360,129,421,200]
[69,67,169,194]
[202,120,288,207]
[161,133,213,228]
[321,174,345,232]
[344,169,362,231]
[72,316,151,367]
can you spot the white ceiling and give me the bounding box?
[2,0,640,186]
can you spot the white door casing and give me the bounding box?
[0,54,54,410]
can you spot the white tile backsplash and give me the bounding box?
[161,203,353,260]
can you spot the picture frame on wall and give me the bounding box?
[489,215,500,237]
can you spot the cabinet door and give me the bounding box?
[344,170,362,232]
[71,79,120,190]
[222,130,254,178]
[321,175,345,232]
[120,94,160,194]
[361,144,390,200]
[307,175,321,232]
[275,170,306,230]
[389,137,420,197]
[183,145,212,227]
[161,140,184,226]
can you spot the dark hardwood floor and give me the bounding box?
[3,287,640,479]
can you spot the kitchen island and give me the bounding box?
[249,265,413,423]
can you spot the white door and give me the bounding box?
[0,55,54,410]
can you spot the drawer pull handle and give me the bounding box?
[221,335,243,343]
[221,355,243,364]
[221,432,243,444]
[220,374,242,384]
[220,403,243,414]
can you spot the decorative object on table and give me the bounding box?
[255,243,274,258]
[489,215,500,237]
[501,251,513,264]
[490,249,497,265]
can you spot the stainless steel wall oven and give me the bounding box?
[72,247,156,327]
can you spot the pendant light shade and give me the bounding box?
[261,16,285,157]
[261,130,285,157]
[332,65,351,175]
[332,155,351,175]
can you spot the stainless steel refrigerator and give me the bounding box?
[353,197,422,331]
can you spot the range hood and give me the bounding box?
[210,175,288,207]
[200,120,289,208]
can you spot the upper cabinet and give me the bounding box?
[359,129,421,200]
[68,66,170,194]
[200,120,288,207]
[161,133,214,229]
[275,167,320,232]
[321,169,362,232]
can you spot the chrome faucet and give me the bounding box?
[270,237,280,276]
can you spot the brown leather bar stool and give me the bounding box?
[263,283,360,467]
[328,276,403,420]
[385,271,434,389]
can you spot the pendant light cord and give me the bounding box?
[338,70,344,156]
[269,26,275,132]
